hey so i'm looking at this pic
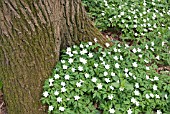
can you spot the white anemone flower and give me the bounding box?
[79,57,87,64]
[150,47,154,51]
[146,75,150,80]
[78,66,83,71]
[120,55,123,60]
[131,97,136,103]
[88,53,93,58]
[145,44,149,49]
[97,83,103,89]
[68,58,74,64]
[92,77,97,82]
[88,42,92,45]
[154,76,159,81]
[146,66,150,70]
[137,48,141,52]
[66,47,71,53]
[49,79,54,86]
[65,75,70,80]
[105,64,110,69]
[134,90,140,96]
[115,63,120,68]
[54,90,59,96]
[57,97,62,103]
[109,108,115,114]
[72,67,76,72]
[94,63,98,68]
[61,60,65,63]
[94,38,98,42]
[157,110,162,114]
[49,105,54,111]
[153,84,158,90]
[61,87,66,92]
[72,50,78,54]
[146,94,150,99]
[43,91,49,97]
[111,72,115,76]
[139,54,142,58]
[59,106,65,111]
[76,82,82,87]
[135,83,139,88]
[156,55,160,60]
[61,82,66,86]
[74,95,80,101]
[124,68,128,73]
[104,71,108,76]
[105,43,110,47]
[63,65,68,69]
[105,78,111,83]
[151,42,154,46]
[119,87,124,91]
[99,57,103,61]
[134,25,137,28]
[129,72,132,76]
[114,48,117,52]
[165,94,168,99]
[127,108,132,114]
[156,94,160,99]
[143,2,146,6]
[80,44,84,48]
[144,59,149,63]
[135,101,139,106]
[113,56,119,61]
[54,74,60,79]
[162,41,165,46]
[125,73,129,77]
[132,62,138,67]
[150,93,154,98]
[80,49,88,55]
[133,76,136,80]
[108,94,113,100]
[86,44,89,48]
[85,73,90,78]
[110,86,114,90]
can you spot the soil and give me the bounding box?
[0,90,7,114]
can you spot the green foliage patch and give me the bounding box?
[82,0,170,41]
[41,39,170,114]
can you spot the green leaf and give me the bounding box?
[125,83,134,91]
[112,82,119,88]
[0,80,2,89]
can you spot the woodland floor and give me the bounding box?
[0,29,169,114]
[1,27,170,114]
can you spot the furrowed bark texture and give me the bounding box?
[0,0,107,114]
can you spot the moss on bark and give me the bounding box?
[0,0,109,114]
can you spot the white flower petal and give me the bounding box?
[59,107,65,111]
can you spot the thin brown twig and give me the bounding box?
[0,102,4,109]
[157,66,170,73]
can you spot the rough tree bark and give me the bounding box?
[0,0,108,114]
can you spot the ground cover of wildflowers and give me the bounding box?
[82,0,170,41]
[41,0,170,114]
[41,39,170,114]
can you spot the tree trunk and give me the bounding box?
[0,0,108,114]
